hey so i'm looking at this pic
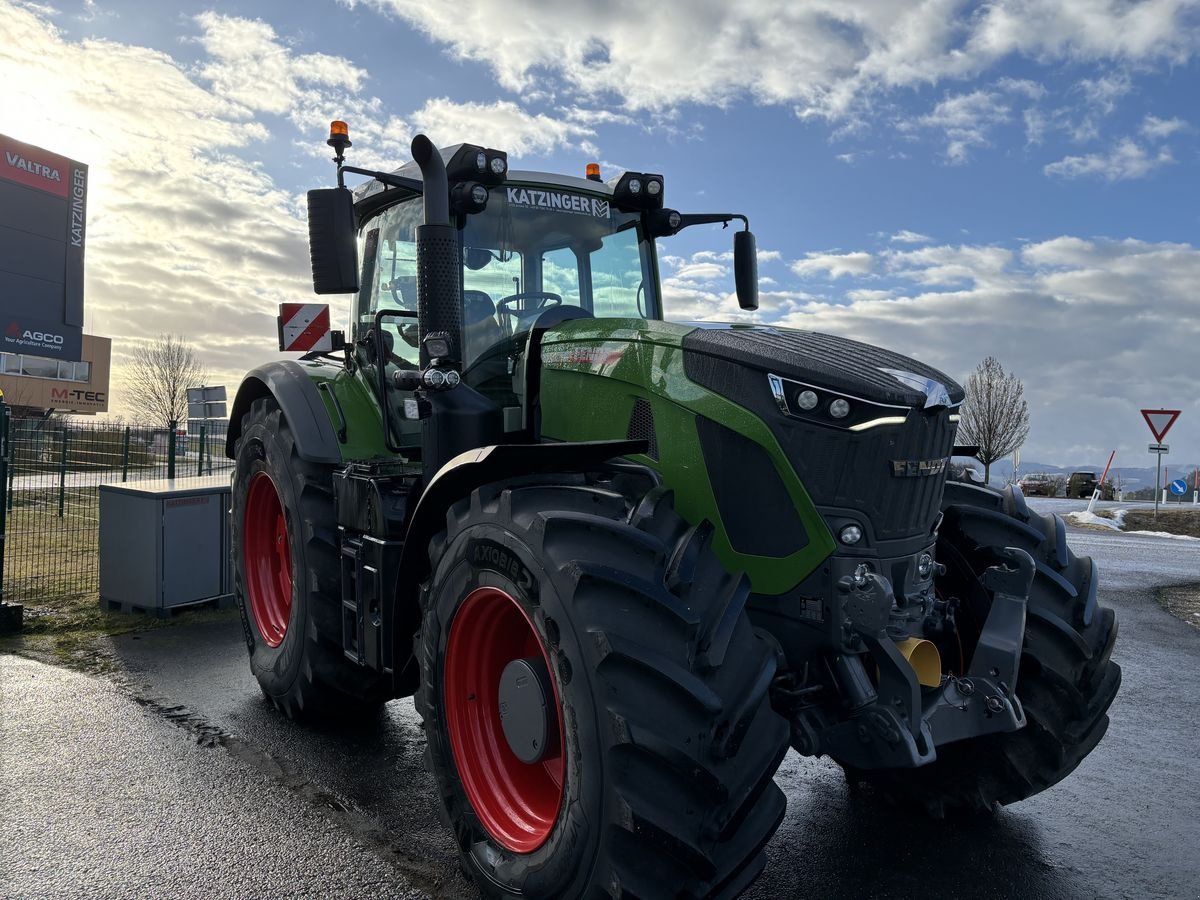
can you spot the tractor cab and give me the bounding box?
[307,127,757,470]
[350,167,663,447]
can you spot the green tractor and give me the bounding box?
[227,123,1120,899]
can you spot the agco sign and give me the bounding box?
[2,319,78,357]
[7,323,65,345]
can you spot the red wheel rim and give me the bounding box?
[444,586,565,853]
[244,472,293,648]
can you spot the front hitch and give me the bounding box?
[798,547,1035,769]
[924,547,1033,745]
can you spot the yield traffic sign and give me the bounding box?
[1141,408,1181,443]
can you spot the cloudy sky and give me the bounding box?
[1,0,1197,465]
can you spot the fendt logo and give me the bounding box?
[4,151,62,184]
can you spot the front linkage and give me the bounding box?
[786,547,1033,769]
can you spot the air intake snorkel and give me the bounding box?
[409,134,502,477]
[410,134,462,370]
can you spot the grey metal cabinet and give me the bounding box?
[98,477,232,614]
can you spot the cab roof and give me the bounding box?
[351,143,615,204]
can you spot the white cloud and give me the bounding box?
[890,229,931,244]
[194,12,365,118]
[1076,71,1132,115]
[672,262,728,282]
[791,251,874,279]
[411,98,597,157]
[0,1,322,407]
[1140,114,1189,140]
[664,234,1200,461]
[354,0,1200,119]
[918,89,1013,162]
[1044,138,1174,180]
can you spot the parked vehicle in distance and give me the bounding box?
[1067,471,1115,500]
[1019,473,1058,496]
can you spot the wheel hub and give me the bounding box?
[498,657,558,764]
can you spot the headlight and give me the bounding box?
[796,389,818,410]
[829,398,850,419]
[839,524,863,545]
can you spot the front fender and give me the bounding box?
[387,439,645,696]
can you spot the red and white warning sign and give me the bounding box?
[278,303,332,352]
[1141,408,1181,443]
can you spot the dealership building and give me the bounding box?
[1,133,112,416]
[0,332,110,414]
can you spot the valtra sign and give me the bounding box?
[0,134,87,361]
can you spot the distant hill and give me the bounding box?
[952,456,1199,490]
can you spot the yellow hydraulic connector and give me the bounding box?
[895,637,943,688]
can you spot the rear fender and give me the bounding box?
[226,361,343,464]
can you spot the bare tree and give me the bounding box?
[956,356,1030,485]
[124,334,209,428]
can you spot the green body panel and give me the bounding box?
[537,318,837,595]
[299,359,402,462]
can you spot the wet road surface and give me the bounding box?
[4,510,1199,899]
[0,653,425,900]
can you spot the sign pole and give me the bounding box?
[1141,409,1182,521]
[1154,455,1162,519]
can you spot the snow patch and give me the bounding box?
[1066,511,1123,531]
[1124,530,1200,542]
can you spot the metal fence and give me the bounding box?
[1,413,232,606]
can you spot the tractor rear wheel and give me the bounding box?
[416,473,790,899]
[231,396,389,720]
[841,482,1120,816]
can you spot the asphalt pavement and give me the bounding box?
[3,504,1199,899]
[0,654,425,900]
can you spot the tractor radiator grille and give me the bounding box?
[780,408,957,541]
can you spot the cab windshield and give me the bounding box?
[355,185,658,371]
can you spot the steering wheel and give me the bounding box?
[496,291,562,318]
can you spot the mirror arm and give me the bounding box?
[336,164,423,196]
[672,212,749,232]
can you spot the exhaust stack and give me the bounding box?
[410,134,462,369]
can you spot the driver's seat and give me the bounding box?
[463,290,504,362]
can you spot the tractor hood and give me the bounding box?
[540,318,963,411]
[679,323,964,410]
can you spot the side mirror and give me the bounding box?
[307,188,359,294]
[734,230,758,311]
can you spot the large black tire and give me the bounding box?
[415,472,790,899]
[230,397,389,720]
[842,482,1120,816]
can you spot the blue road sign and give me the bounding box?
[1169,479,1187,496]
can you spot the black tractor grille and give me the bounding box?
[780,409,956,541]
[683,344,958,543]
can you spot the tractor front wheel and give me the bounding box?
[841,482,1120,815]
[416,473,790,899]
